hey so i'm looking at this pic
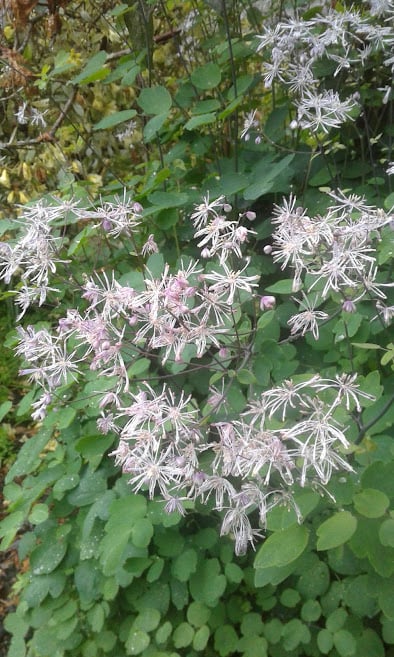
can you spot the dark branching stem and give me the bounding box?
[355,391,394,444]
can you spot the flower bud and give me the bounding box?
[245,210,256,221]
[260,295,276,310]
[102,218,112,231]
[132,202,143,214]
[263,244,272,255]
[342,299,356,313]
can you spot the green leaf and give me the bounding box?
[224,562,243,584]
[29,504,49,525]
[326,608,347,632]
[193,99,221,114]
[137,86,172,115]
[134,608,161,632]
[87,604,105,632]
[243,155,295,201]
[301,600,322,622]
[237,636,268,657]
[193,625,210,651]
[185,113,217,130]
[67,225,96,255]
[316,512,357,551]
[379,579,394,619]
[384,192,394,211]
[343,574,378,617]
[30,537,68,575]
[6,427,52,480]
[257,310,275,330]
[143,113,168,141]
[93,109,136,131]
[297,560,330,598]
[361,461,394,499]
[282,619,310,650]
[131,518,153,548]
[280,588,301,608]
[146,557,164,583]
[74,435,113,468]
[317,629,334,654]
[333,629,357,657]
[237,368,257,385]
[128,358,150,377]
[255,525,309,569]
[309,166,338,186]
[267,490,320,531]
[67,470,107,507]
[154,528,185,557]
[265,279,294,294]
[173,622,194,648]
[148,191,188,208]
[0,510,25,550]
[254,561,296,587]
[125,629,150,655]
[47,406,76,429]
[191,63,221,90]
[382,617,394,644]
[171,548,198,582]
[357,630,385,657]
[155,620,172,644]
[349,517,394,576]
[189,558,227,606]
[187,602,211,627]
[214,625,238,657]
[240,612,264,636]
[214,172,249,196]
[353,488,389,518]
[71,51,109,84]
[0,400,12,421]
[379,518,394,547]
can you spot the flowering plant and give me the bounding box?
[2,185,391,553]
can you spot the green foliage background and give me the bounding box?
[1,1,394,656]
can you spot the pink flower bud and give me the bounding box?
[132,202,143,214]
[263,245,272,255]
[342,299,356,313]
[260,295,276,310]
[245,211,256,221]
[102,218,112,231]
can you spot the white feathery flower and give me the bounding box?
[288,294,329,340]
[204,259,260,305]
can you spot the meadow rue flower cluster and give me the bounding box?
[2,191,389,553]
[271,192,394,336]
[256,2,394,133]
